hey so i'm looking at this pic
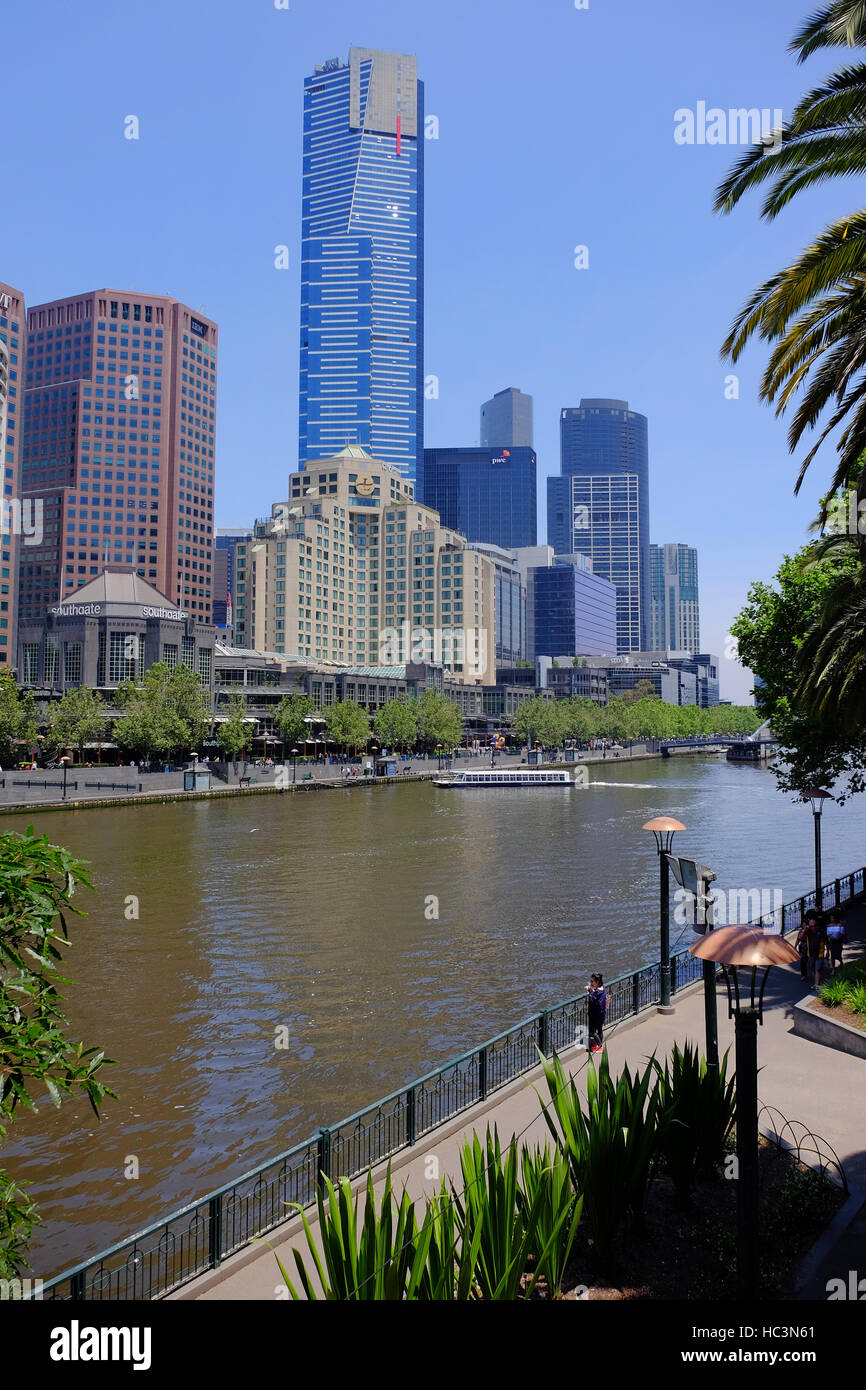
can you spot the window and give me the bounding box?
[64,642,82,683]
[22,643,39,684]
[162,643,178,671]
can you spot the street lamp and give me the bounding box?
[689,926,799,1299]
[436,744,443,772]
[291,748,298,784]
[801,788,833,916]
[643,816,686,1013]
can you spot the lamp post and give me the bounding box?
[291,748,298,784]
[802,788,832,915]
[436,744,443,772]
[643,817,686,1013]
[689,926,799,1300]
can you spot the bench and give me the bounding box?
[302,772,313,781]
[239,775,254,787]
[400,767,413,775]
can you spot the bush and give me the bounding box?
[652,1042,736,1204]
[537,1049,658,1266]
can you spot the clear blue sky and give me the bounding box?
[3,0,849,700]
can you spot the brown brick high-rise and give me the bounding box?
[0,281,26,669]
[19,290,217,623]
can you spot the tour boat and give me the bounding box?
[432,767,577,788]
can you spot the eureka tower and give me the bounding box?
[299,48,424,481]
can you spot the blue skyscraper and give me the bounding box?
[421,446,537,549]
[299,48,424,480]
[547,399,650,651]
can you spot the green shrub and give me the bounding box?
[537,1049,659,1266]
[279,1165,422,1300]
[451,1127,551,1300]
[652,1043,736,1204]
[848,983,866,1015]
[819,978,850,1007]
[518,1143,583,1297]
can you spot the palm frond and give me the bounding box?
[792,2,866,62]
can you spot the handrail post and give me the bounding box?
[632,970,640,1017]
[835,878,841,909]
[670,953,677,996]
[316,1127,331,1199]
[537,1010,548,1057]
[849,873,855,900]
[70,1270,86,1300]
[479,1047,488,1102]
[208,1194,222,1269]
[406,1085,416,1148]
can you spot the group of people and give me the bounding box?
[582,906,848,1056]
[795,908,846,989]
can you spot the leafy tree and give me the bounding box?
[45,686,109,763]
[114,662,210,762]
[513,697,564,748]
[558,697,600,743]
[715,2,866,511]
[374,699,418,751]
[274,693,315,749]
[415,691,463,752]
[325,700,371,750]
[731,543,866,798]
[619,680,659,707]
[0,669,38,767]
[0,828,114,1276]
[216,694,254,761]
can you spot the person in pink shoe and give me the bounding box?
[586,973,607,1053]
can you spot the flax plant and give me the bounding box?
[537,1050,659,1266]
[651,1043,736,1205]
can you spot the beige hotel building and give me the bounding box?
[233,446,496,684]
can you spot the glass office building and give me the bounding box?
[650,542,700,652]
[421,446,537,549]
[529,559,617,660]
[480,386,533,448]
[547,399,650,651]
[299,48,424,481]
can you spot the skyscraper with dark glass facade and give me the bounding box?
[421,446,536,549]
[529,558,617,660]
[547,398,650,651]
[299,48,424,481]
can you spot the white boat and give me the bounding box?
[432,767,577,788]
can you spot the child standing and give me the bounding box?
[586,973,607,1054]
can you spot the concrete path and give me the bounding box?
[174,908,866,1300]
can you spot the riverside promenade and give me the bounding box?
[0,742,669,815]
[174,908,866,1302]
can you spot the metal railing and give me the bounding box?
[35,863,866,1302]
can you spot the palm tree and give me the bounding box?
[715,2,866,511]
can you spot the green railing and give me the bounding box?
[34,866,865,1301]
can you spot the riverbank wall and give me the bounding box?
[0,744,730,818]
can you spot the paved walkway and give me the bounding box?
[174,907,866,1301]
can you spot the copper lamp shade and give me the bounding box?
[689,926,800,967]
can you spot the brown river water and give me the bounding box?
[2,756,863,1278]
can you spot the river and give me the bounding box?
[3,755,863,1277]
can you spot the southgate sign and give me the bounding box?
[50,604,188,620]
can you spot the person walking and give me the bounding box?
[826,909,846,975]
[586,973,607,1054]
[796,911,825,990]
